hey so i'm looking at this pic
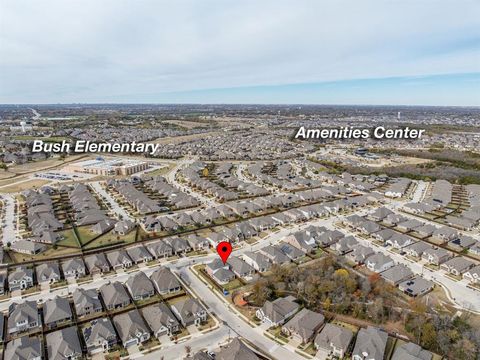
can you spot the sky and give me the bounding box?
[0,0,479,105]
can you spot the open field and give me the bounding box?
[0,179,51,193]
[150,131,221,145]
[83,229,136,250]
[11,135,70,142]
[0,171,15,180]
[143,163,176,177]
[164,120,211,129]
[6,154,87,174]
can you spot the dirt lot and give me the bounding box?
[0,179,51,193]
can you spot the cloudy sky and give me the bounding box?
[0,0,479,105]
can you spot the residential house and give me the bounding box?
[228,257,255,279]
[8,301,40,335]
[383,213,407,226]
[142,302,180,337]
[242,252,272,272]
[61,258,86,279]
[99,282,131,310]
[346,245,375,264]
[365,253,395,273]
[260,245,290,265]
[255,296,299,326]
[422,247,452,265]
[35,263,61,285]
[386,233,415,249]
[391,342,432,360]
[145,240,173,259]
[372,228,395,243]
[43,297,73,329]
[206,259,235,285]
[165,237,192,255]
[73,288,103,318]
[352,326,388,360]
[413,224,438,238]
[284,231,317,253]
[126,245,153,264]
[281,308,325,344]
[404,242,432,258]
[150,267,182,295]
[356,220,382,236]
[186,234,210,251]
[381,264,414,286]
[46,326,82,360]
[396,219,423,232]
[368,207,394,222]
[114,219,135,235]
[8,267,34,291]
[113,309,151,347]
[463,265,480,284]
[440,257,475,276]
[5,336,42,360]
[106,250,133,270]
[432,226,458,243]
[125,271,155,301]
[83,318,118,354]
[330,235,358,254]
[278,242,304,260]
[10,240,46,255]
[171,297,207,327]
[84,253,110,275]
[399,276,434,297]
[314,323,353,359]
[317,229,344,247]
[215,338,260,360]
[449,235,477,251]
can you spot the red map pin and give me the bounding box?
[216,241,232,264]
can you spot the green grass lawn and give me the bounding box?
[76,226,99,245]
[267,326,289,342]
[83,230,136,250]
[56,229,81,248]
[135,294,162,308]
[300,342,317,356]
[224,278,244,291]
[311,248,324,258]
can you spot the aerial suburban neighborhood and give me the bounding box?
[1,0,479,358]
[0,104,479,360]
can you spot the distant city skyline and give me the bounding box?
[1,0,479,105]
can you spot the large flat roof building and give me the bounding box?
[65,158,149,176]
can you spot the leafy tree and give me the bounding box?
[421,322,437,349]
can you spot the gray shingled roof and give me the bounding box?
[314,323,353,354]
[352,327,388,360]
[5,336,42,360]
[46,326,82,360]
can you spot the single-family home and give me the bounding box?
[255,296,299,327]
[113,309,150,347]
[314,323,353,359]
